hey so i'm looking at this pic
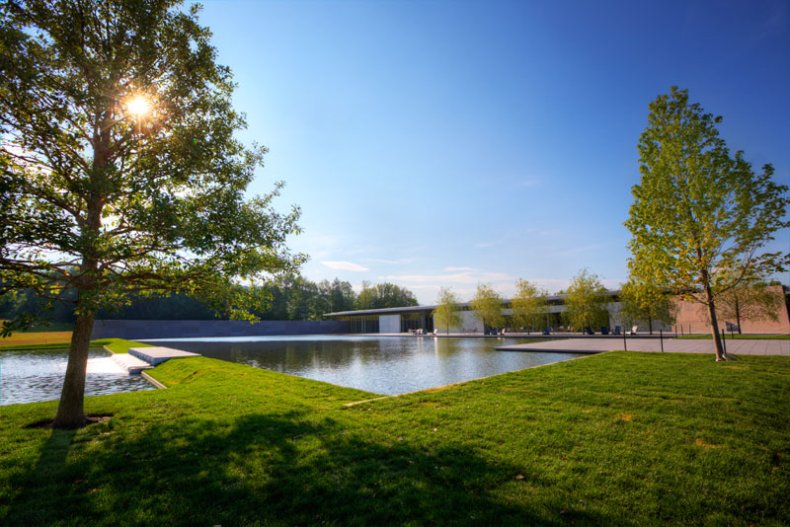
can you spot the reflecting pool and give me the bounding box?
[146,336,576,395]
[0,349,154,406]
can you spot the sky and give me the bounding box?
[190,0,790,304]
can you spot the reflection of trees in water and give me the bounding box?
[433,338,460,356]
[176,339,425,371]
[148,337,576,394]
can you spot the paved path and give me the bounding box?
[497,338,789,356]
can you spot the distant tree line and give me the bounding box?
[0,276,419,324]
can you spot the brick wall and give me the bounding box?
[672,286,790,334]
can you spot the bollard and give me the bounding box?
[660,329,664,352]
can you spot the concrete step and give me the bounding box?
[111,353,154,374]
[129,346,200,366]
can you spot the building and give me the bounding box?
[325,286,790,335]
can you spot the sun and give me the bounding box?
[125,94,151,118]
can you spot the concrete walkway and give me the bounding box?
[497,338,790,356]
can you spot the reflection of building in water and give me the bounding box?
[326,286,790,335]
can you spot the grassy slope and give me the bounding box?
[1,352,788,526]
[0,337,150,353]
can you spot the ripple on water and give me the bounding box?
[0,350,154,406]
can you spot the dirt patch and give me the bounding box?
[694,438,720,449]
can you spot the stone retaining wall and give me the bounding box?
[91,319,352,340]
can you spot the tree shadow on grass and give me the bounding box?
[7,412,614,526]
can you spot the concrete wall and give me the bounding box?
[441,310,484,334]
[91,319,352,340]
[378,314,401,333]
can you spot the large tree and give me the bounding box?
[0,0,301,427]
[563,270,609,333]
[469,283,504,333]
[618,279,675,335]
[432,287,461,335]
[625,87,788,360]
[356,282,418,310]
[511,279,548,333]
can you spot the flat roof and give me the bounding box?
[325,286,789,318]
[324,292,593,318]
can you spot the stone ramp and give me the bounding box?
[129,346,200,366]
[110,346,200,374]
[497,338,790,356]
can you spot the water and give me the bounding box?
[146,336,577,395]
[0,349,154,406]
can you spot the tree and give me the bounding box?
[511,279,548,333]
[319,278,356,313]
[356,282,418,310]
[625,87,789,360]
[618,279,675,335]
[564,270,609,333]
[469,283,504,332]
[0,1,301,427]
[433,287,461,335]
[715,277,782,334]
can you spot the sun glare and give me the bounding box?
[125,95,151,117]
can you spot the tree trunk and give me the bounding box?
[734,297,742,335]
[704,282,727,361]
[53,311,95,428]
[52,108,108,428]
[648,318,653,335]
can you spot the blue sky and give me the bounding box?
[192,0,790,304]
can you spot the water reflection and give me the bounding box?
[148,336,576,395]
[0,349,154,406]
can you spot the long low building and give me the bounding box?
[325,287,790,335]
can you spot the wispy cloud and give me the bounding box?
[365,257,419,265]
[321,260,369,272]
[382,267,515,302]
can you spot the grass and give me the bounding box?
[0,337,150,353]
[678,333,790,340]
[1,350,788,526]
[0,331,73,349]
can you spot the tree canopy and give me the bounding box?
[469,283,504,331]
[625,87,788,360]
[0,0,300,427]
[433,287,461,335]
[618,279,675,334]
[563,270,609,332]
[511,279,548,333]
[356,282,418,310]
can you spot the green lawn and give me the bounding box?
[1,351,788,526]
[678,333,790,340]
[0,337,150,353]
